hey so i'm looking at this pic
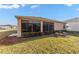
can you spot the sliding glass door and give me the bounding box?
[32,23,40,32]
[43,23,54,32]
[21,20,40,32]
[21,20,54,33]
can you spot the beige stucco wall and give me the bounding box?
[17,19,22,37]
[54,22,64,30]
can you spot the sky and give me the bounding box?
[0,4,79,25]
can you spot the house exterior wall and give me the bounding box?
[17,18,22,37]
[54,22,64,31]
[16,16,65,37]
[66,22,79,31]
[40,21,43,32]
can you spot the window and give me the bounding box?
[43,23,48,32]
[43,23,54,32]
[21,23,31,32]
[33,23,40,32]
[21,20,40,32]
[48,24,54,32]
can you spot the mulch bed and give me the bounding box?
[0,37,26,45]
[0,32,69,45]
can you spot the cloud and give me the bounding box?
[64,4,72,7]
[0,4,26,9]
[76,8,79,11]
[30,5,40,9]
[21,4,25,7]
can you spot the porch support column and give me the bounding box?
[40,21,43,32]
[17,18,22,37]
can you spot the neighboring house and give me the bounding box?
[0,25,17,30]
[65,17,79,32]
[0,25,11,30]
[15,16,65,37]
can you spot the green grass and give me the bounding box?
[0,34,79,54]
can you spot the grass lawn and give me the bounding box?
[0,34,79,54]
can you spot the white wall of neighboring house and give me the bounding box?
[66,22,79,31]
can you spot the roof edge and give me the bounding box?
[15,16,65,23]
